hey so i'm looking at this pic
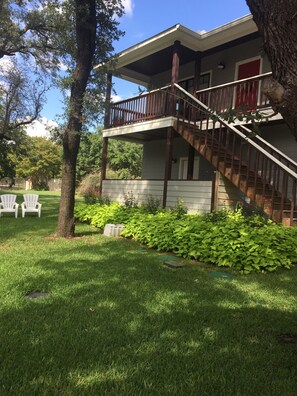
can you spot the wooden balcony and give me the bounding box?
[197,72,272,113]
[106,73,273,129]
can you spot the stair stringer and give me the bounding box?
[175,122,294,223]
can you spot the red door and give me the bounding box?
[235,59,261,108]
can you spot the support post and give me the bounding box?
[170,40,181,114]
[163,127,174,208]
[104,73,112,128]
[212,170,220,211]
[99,137,108,196]
[193,51,202,96]
[186,52,202,180]
[187,145,195,180]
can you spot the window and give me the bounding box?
[179,78,194,94]
[179,73,211,94]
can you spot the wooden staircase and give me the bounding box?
[174,84,297,225]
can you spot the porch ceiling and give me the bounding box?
[125,44,196,77]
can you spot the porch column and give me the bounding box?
[187,145,195,180]
[99,73,112,196]
[104,72,112,128]
[163,127,174,208]
[170,40,181,113]
[99,137,109,196]
[193,51,202,96]
[186,52,202,180]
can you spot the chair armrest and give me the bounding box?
[21,202,26,209]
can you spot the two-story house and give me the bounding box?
[99,14,297,225]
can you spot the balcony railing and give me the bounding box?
[197,72,272,113]
[106,73,272,128]
[108,86,172,128]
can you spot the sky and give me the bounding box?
[31,0,251,135]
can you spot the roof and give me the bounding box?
[98,14,258,85]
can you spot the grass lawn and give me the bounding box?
[0,190,297,395]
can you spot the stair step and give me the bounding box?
[177,124,297,226]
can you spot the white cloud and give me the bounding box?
[111,94,122,102]
[26,117,58,138]
[0,58,14,74]
[122,0,134,17]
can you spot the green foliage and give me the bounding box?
[123,191,138,208]
[142,195,162,214]
[76,129,143,184]
[75,202,141,229]
[212,106,269,133]
[169,198,188,218]
[108,139,143,179]
[76,131,102,182]
[15,136,62,189]
[75,203,297,273]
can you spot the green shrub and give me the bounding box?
[75,203,297,273]
[142,195,162,214]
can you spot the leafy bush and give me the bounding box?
[75,203,297,273]
[123,191,138,208]
[75,202,141,229]
[77,173,100,203]
[142,195,162,214]
[169,198,187,218]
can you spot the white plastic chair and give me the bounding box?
[21,194,42,218]
[0,194,19,218]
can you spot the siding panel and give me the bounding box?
[103,180,213,214]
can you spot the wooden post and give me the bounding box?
[193,51,202,96]
[99,137,108,196]
[170,40,181,114]
[187,145,195,180]
[100,73,112,196]
[185,52,201,180]
[212,170,220,211]
[104,73,112,128]
[163,127,174,208]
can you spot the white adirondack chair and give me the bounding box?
[0,194,19,218]
[21,194,42,218]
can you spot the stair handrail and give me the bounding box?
[174,83,297,181]
[239,124,297,170]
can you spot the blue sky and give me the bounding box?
[41,0,250,124]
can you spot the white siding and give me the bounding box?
[102,179,213,214]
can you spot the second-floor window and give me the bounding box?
[180,73,211,94]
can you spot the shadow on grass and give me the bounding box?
[1,237,297,395]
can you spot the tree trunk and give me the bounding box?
[56,0,96,237]
[246,0,297,139]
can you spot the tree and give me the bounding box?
[52,0,124,237]
[108,139,142,179]
[246,0,297,139]
[0,59,47,141]
[76,129,143,183]
[14,136,62,189]
[1,1,124,237]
